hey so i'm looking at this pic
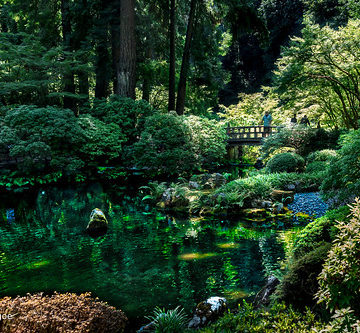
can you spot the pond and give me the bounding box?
[0,183,298,330]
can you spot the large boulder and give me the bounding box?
[188,297,227,329]
[253,276,280,308]
[86,208,108,237]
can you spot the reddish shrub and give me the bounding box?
[0,292,127,333]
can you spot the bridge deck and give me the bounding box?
[226,125,278,145]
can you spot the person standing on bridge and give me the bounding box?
[262,111,272,137]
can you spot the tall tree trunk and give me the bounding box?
[175,0,197,115]
[168,0,176,111]
[116,0,136,99]
[95,0,111,99]
[111,0,120,95]
[74,0,90,106]
[61,0,76,111]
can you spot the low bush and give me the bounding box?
[200,301,325,333]
[275,243,331,310]
[316,198,360,315]
[266,152,305,173]
[210,172,324,212]
[0,292,127,333]
[307,149,337,163]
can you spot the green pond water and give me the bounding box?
[0,184,298,329]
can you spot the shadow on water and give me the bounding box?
[0,183,292,330]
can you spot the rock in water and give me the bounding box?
[188,296,227,329]
[254,276,280,308]
[86,208,108,237]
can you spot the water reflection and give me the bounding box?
[0,184,289,326]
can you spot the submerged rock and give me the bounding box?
[86,208,108,237]
[188,296,227,329]
[254,276,280,308]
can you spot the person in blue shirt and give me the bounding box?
[262,111,272,137]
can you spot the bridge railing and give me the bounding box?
[226,125,280,142]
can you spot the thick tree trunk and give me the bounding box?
[175,0,197,115]
[61,0,75,111]
[168,0,176,111]
[116,0,136,99]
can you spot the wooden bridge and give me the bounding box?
[226,125,279,146]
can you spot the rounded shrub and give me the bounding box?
[0,292,127,332]
[307,149,337,163]
[266,152,305,173]
[305,161,328,174]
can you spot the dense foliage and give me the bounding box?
[321,129,360,205]
[317,199,360,315]
[131,113,226,176]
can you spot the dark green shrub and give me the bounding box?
[305,161,328,174]
[91,95,154,145]
[266,152,305,173]
[321,129,360,205]
[307,149,337,163]
[0,106,85,173]
[276,243,331,310]
[316,199,360,315]
[130,113,197,176]
[130,113,227,176]
[0,105,124,175]
[292,206,350,258]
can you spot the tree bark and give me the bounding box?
[95,0,111,99]
[168,0,176,111]
[116,0,136,99]
[60,0,76,111]
[111,0,120,95]
[175,0,197,115]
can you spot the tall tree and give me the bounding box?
[116,0,136,98]
[168,0,176,111]
[176,0,198,115]
[61,0,75,111]
[95,0,111,99]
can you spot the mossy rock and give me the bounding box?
[242,208,267,217]
[86,208,108,237]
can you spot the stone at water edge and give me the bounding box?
[271,190,294,205]
[188,296,227,329]
[254,276,280,308]
[86,208,108,236]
